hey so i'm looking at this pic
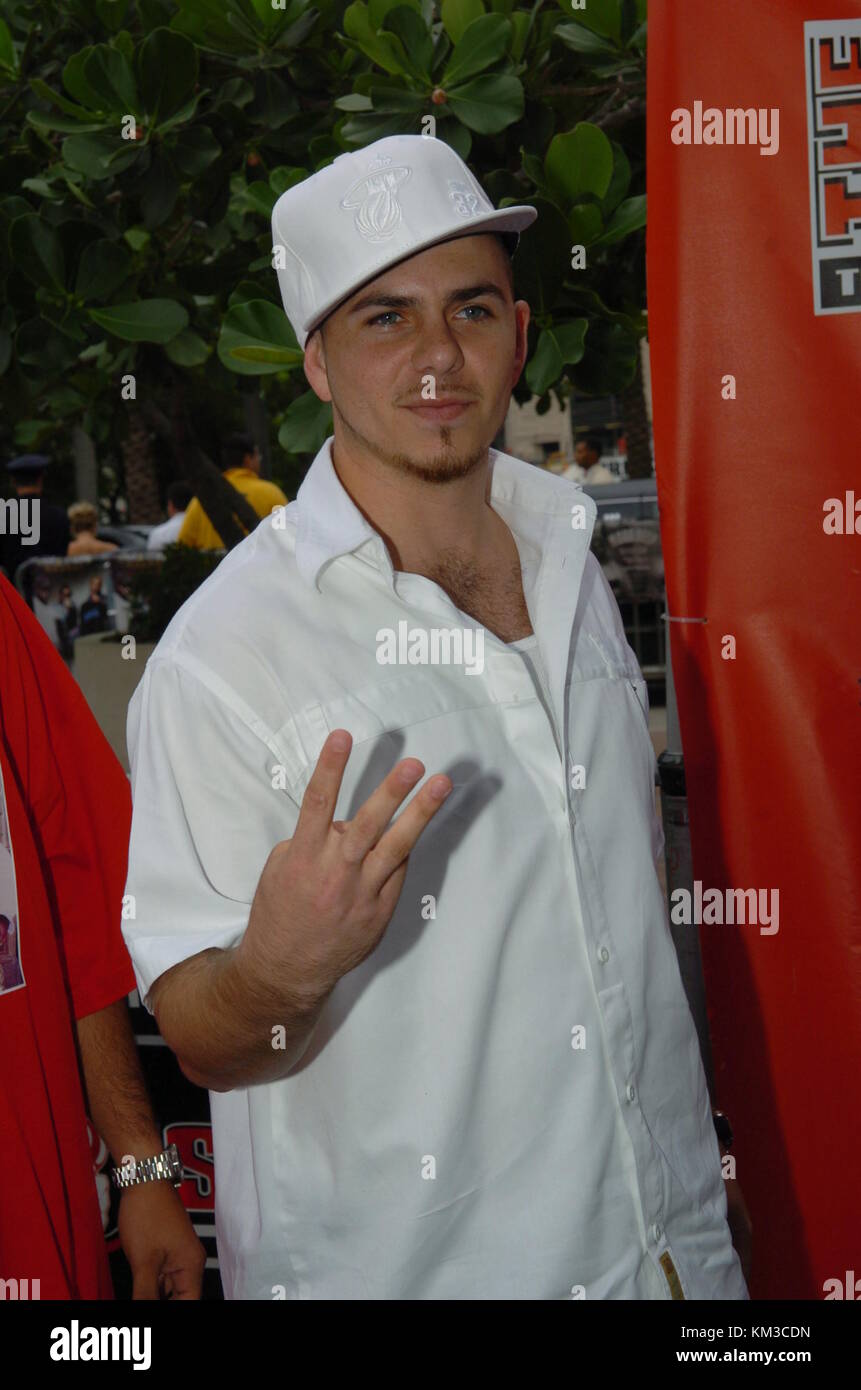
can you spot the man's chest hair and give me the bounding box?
[424,548,531,639]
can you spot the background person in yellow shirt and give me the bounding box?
[177,433,288,550]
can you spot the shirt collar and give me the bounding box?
[293,436,596,592]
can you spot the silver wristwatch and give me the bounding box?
[110,1142,182,1190]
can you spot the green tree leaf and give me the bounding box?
[368,0,423,25]
[554,23,617,57]
[9,216,65,293]
[170,0,262,55]
[270,166,309,195]
[218,299,304,375]
[81,44,140,113]
[553,0,621,40]
[164,328,210,366]
[61,131,140,179]
[592,193,646,244]
[334,93,375,111]
[382,7,433,81]
[340,110,411,144]
[343,3,412,77]
[545,123,613,205]
[27,110,109,135]
[14,420,55,448]
[89,299,189,342]
[75,239,132,300]
[509,10,530,61]
[157,92,205,133]
[16,318,79,372]
[600,140,631,216]
[570,318,638,393]
[525,319,587,394]
[436,119,472,159]
[42,385,87,416]
[511,197,570,314]
[138,27,199,124]
[445,73,523,134]
[123,227,150,252]
[95,0,132,33]
[227,279,272,306]
[246,181,277,215]
[277,389,333,454]
[29,77,98,121]
[441,14,511,88]
[441,0,485,46]
[366,84,426,113]
[0,20,19,74]
[568,203,604,246]
[141,155,180,228]
[171,126,222,177]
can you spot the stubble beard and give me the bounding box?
[336,405,490,485]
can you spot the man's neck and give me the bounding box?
[330,435,506,578]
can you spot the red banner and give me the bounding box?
[647,1,861,1300]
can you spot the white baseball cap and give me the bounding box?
[271,134,538,349]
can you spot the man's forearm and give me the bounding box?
[76,998,163,1162]
[149,944,329,1091]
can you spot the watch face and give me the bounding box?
[166,1142,183,1180]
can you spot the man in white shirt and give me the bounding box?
[146,480,193,551]
[121,136,749,1301]
[563,436,617,486]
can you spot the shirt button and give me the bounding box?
[598,947,610,964]
[626,1083,636,1103]
[651,1223,663,1243]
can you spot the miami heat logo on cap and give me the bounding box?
[339,155,412,242]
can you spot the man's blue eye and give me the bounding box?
[367,304,490,326]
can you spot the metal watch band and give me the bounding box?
[110,1142,182,1190]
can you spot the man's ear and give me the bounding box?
[511,299,530,386]
[303,325,332,403]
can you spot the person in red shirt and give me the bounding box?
[0,573,204,1299]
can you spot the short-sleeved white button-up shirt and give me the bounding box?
[122,437,748,1302]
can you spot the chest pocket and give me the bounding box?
[276,667,500,804]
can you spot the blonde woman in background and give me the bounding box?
[66,502,118,558]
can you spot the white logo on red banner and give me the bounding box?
[804,20,861,313]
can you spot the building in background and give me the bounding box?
[504,341,654,480]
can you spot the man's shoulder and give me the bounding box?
[246,475,289,507]
[136,511,310,739]
[150,507,303,666]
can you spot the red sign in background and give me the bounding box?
[647,0,861,1299]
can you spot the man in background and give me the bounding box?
[147,480,193,551]
[0,572,204,1299]
[0,454,71,596]
[177,433,288,550]
[79,573,110,636]
[563,435,616,486]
